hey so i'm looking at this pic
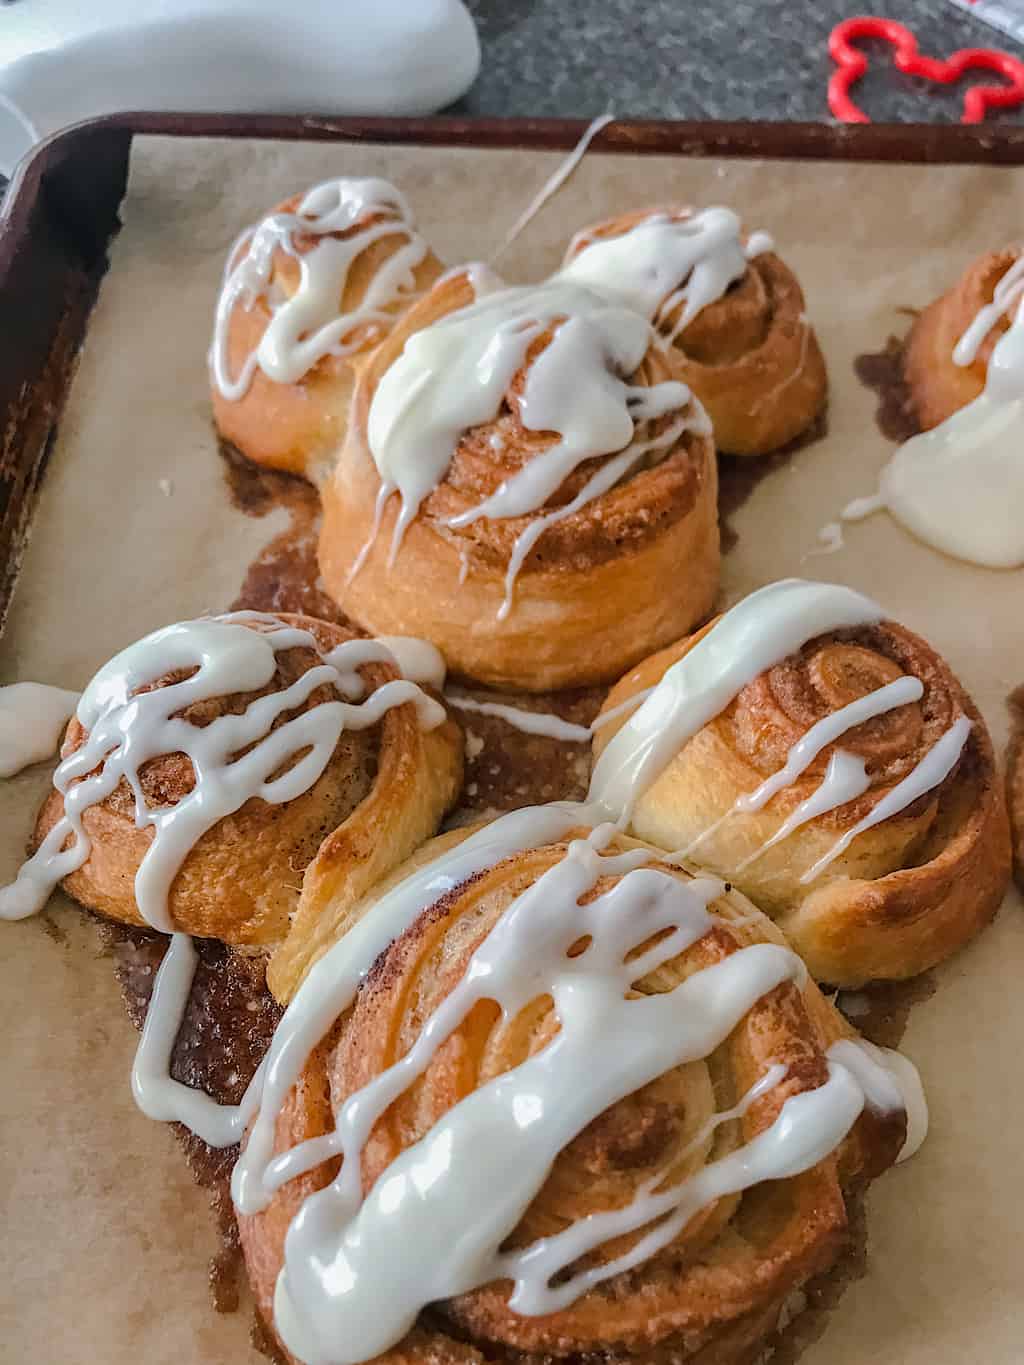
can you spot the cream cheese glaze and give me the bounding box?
[363,278,702,561]
[210,177,429,401]
[560,206,772,338]
[0,683,79,778]
[843,252,1024,567]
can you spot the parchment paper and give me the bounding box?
[1,136,1022,1365]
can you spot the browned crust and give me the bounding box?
[33,612,463,954]
[903,247,1020,431]
[563,208,828,458]
[210,192,443,478]
[240,832,903,1365]
[319,271,720,692]
[594,620,1010,987]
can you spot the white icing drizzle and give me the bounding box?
[132,931,266,1146]
[0,682,79,778]
[952,254,1024,366]
[232,801,598,1215]
[72,581,935,1359]
[589,685,656,730]
[498,1063,863,1319]
[374,636,447,691]
[841,252,1024,568]
[261,820,914,1365]
[842,493,885,521]
[594,585,967,884]
[560,207,771,338]
[733,750,871,874]
[490,113,616,264]
[446,694,592,742]
[799,716,971,884]
[494,404,705,621]
[829,1038,928,1161]
[589,579,885,820]
[0,616,443,927]
[364,279,704,608]
[806,521,845,558]
[445,685,655,744]
[669,675,923,865]
[210,177,428,401]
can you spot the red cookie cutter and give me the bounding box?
[828,15,1024,123]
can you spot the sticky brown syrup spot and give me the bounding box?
[853,335,920,445]
[97,919,280,1315]
[836,972,936,1049]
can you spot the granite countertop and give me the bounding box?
[456,0,1024,123]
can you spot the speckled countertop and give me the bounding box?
[456,0,1024,122]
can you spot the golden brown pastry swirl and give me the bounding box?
[211,190,443,478]
[904,247,1020,431]
[319,270,720,692]
[240,829,905,1365]
[563,208,828,457]
[595,621,1010,986]
[33,613,463,967]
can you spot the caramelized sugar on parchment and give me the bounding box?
[98,920,280,1314]
[221,440,352,624]
[853,334,920,445]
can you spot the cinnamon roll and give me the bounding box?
[319,267,720,692]
[560,206,828,456]
[210,178,443,479]
[0,612,462,954]
[904,247,1023,431]
[590,579,1010,987]
[236,816,922,1365]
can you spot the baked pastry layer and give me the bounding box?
[241,828,905,1365]
[563,207,828,457]
[594,619,1010,985]
[33,613,463,956]
[319,270,720,691]
[904,247,1020,431]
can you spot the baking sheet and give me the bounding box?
[2,135,1023,1365]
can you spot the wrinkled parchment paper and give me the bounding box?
[2,136,1023,1365]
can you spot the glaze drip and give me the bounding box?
[210,178,428,401]
[561,206,772,338]
[842,249,1024,568]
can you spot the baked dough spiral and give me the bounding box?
[594,620,1010,986]
[563,208,828,457]
[210,179,442,479]
[904,247,1021,431]
[32,613,462,955]
[240,828,906,1365]
[319,269,720,692]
